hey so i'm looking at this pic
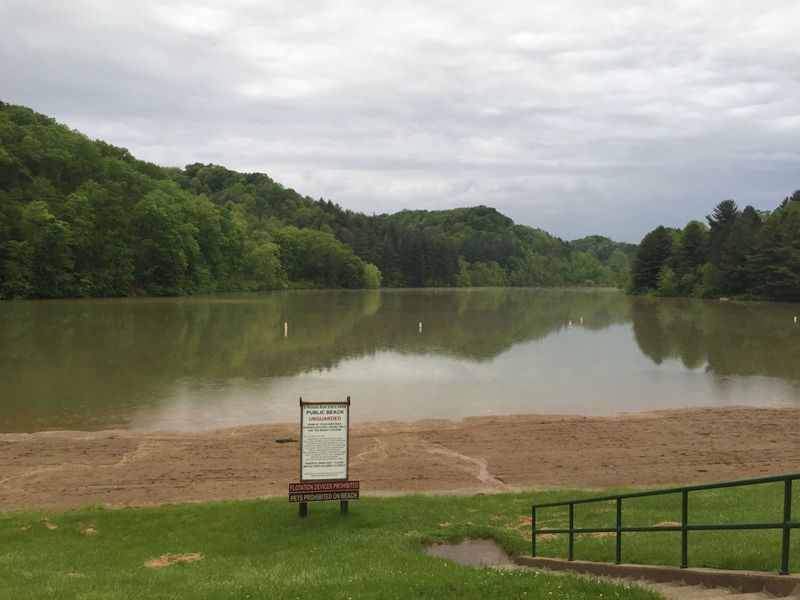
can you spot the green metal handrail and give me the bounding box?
[531,473,799,575]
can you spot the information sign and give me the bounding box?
[292,397,357,516]
[300,398,349,481]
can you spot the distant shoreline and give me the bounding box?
[0,283,623,303]
[1,405,798,512]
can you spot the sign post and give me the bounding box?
[290,396,359,516]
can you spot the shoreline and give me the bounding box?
[6,401,799,437]
[1,406,799,511]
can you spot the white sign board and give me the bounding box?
[300,401,349,481]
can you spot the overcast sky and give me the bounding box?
[2,1,799,241]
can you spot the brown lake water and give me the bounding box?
[1,288,799,433]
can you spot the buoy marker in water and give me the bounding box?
[580,316,584,325]
[568,319,572,327]
[284,321,288,337]
[795,316,798,324]
[418,321,423,333]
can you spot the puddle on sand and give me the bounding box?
[424,539,513,568]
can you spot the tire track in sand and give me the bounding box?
[416,441,508,490]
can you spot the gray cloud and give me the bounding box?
[2,0,799,241]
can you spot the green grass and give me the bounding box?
[0,484,797,599]
[531,481,799,573]
[0,494,653,600]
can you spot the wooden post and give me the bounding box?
[340,500,348,515]
[299,502,308,517]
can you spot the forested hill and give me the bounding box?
[0,102,634,299]
[630,194,800,301]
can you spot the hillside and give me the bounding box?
[0,102,633,299]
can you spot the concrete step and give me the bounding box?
[424,541,797,598]
[617,579,783,599]
[514,556,800,598]
[596,579,779,599]
[527,569,788,599]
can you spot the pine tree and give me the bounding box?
[631,226,673,292]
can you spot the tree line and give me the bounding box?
[0,102,633,299]
[630,193,800,301]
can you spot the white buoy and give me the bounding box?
[580,316,584,325]
[284,321,288,337]
[568,319,572,327]
[418,321,423,333]
[795,316,798,324]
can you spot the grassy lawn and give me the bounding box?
[0,484,796,599]
[530,481,799,573]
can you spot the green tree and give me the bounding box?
[245,237,285,290]
[747,202,800,300]
[716,206,760,295]
[454,257,472,287]
[0,240,34,299]
[656,266,679,296]
[362,263,382,289]
[131,189,193,295]
[779,189,800,208]
[508,253,562,287]
[706,199,740,266]
[19,200,75,297]
[80,181,135,296]
[675,221,708,277]
[467,261,508,287]
[273,226,373,288]
[631,226,673,293]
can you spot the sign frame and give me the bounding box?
[299,396,351,482]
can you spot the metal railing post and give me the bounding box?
[530,473,799,574]
[568,502,575,561]
[681,490,689,569]
[615,496,623,564]
[781,478,792,575]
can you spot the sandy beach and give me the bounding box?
[1,406,798,511]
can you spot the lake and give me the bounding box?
[1,288,798,433]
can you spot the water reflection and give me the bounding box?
[0,289,797,432]
[631,297,800,381]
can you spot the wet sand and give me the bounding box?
[0,406,798,511]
